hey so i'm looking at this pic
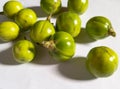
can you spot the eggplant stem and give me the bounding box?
[42,40,55,50]
[109,28,116,37]
[46,13,52,21]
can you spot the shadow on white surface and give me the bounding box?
[29,6,68,19]
[29,6,48,18]
[0,41,58,65]
[58,57,96,80]
[0,14,13,22]
[75,28,95,44]
[0,39,8,44]
[32,45,59,65]
[0,46,20,65]
[53,7,69,18]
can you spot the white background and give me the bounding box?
[0,0,120,89]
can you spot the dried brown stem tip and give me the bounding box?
[109,28,116,37]
[46,14,52,21]
[42,40,55,50]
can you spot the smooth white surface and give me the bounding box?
[0,0,120,89]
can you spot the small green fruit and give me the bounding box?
[13,40,36,63]
[3,0,23,18]
[68,0,88,15]
[0,21,19,41]
[86,46,119,77]
[30,20,55,43]
[86,16,116,40]
[49,31,76,61]
[15,8,37,31]
[56,11,81,37]
[40,0,61,14]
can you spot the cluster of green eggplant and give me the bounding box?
[0,0,119,78]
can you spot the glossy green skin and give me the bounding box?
[30,20,55,43]
[56,11,81,37]
[68,0,88,15]
[86,46,118,77]
[15,8,37,31]
[50,31,76,61]
[0,21,19,41]
[3,1,23,18]
[13,40,36,63]
[41,0,61,14]
[86,16,113,40]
